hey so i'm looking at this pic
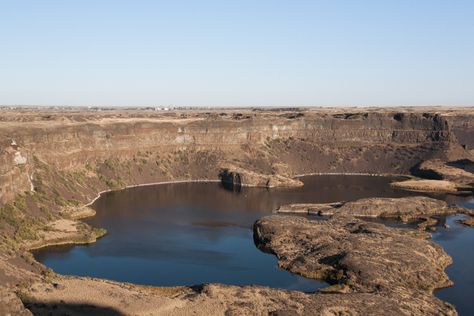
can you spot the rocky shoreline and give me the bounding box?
[254,213,457,315]
[390,179,472,194]
[276,196,473,225]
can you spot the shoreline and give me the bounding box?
[26,179,223,252]
[84,172,412,208]
[85,179,221,207]
[33,173,407,255]
[27,234,106,252]
[38,173,471,257]
[294,172,409,178]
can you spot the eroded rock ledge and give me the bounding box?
[254,214,456,315]
[391,159,474,194]
[390,179,465,194]
[277,196,472,224]
[219,166,304,190]
[413,159,474,186]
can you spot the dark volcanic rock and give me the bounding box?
[219,169,242,192]
[277,196,468,222]
[254,215,451,292]
[219,166,304,188]
[253,214,456,314]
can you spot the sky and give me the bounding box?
[0,0,473,107]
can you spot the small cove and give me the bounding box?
[33,175,473,312]
[433,198,474,316]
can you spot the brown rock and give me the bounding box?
[219,166,304,189]
[459,216,474,227]
[390,179,464,193]
[254,214,455,314]
[278,196,464,222]
[413,159,474,185]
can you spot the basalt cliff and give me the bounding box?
[2,108,471,205]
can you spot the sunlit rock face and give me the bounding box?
[0,108,471,206]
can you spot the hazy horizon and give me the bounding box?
[1,1,473,107]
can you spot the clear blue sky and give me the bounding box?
[1,0,473,107]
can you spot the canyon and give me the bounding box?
[0,106,473,315]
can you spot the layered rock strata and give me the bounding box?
[1,108,469,207]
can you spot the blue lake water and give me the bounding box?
[434,198,474,316]
[33,175,473,313]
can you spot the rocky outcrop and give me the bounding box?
[277,196,468,221]
[411,159,474,185]
[0,140,32,205]
[444,111,474,152]
[278,196,474,233]
[25,219,106,251]
[219,167,303,189]
[459,217,474,227]
[219,169,242,191]
[390,179,468,193]
[253,214,456,314]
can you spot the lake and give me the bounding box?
[33,175,473,313]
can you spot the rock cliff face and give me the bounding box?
[1,108,469,207]
[0,140,32,205]
[445,113,474,150]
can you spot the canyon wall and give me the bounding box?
[445,113,474,150]
[1,108,469,208]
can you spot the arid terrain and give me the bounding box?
[1,106,473,315]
